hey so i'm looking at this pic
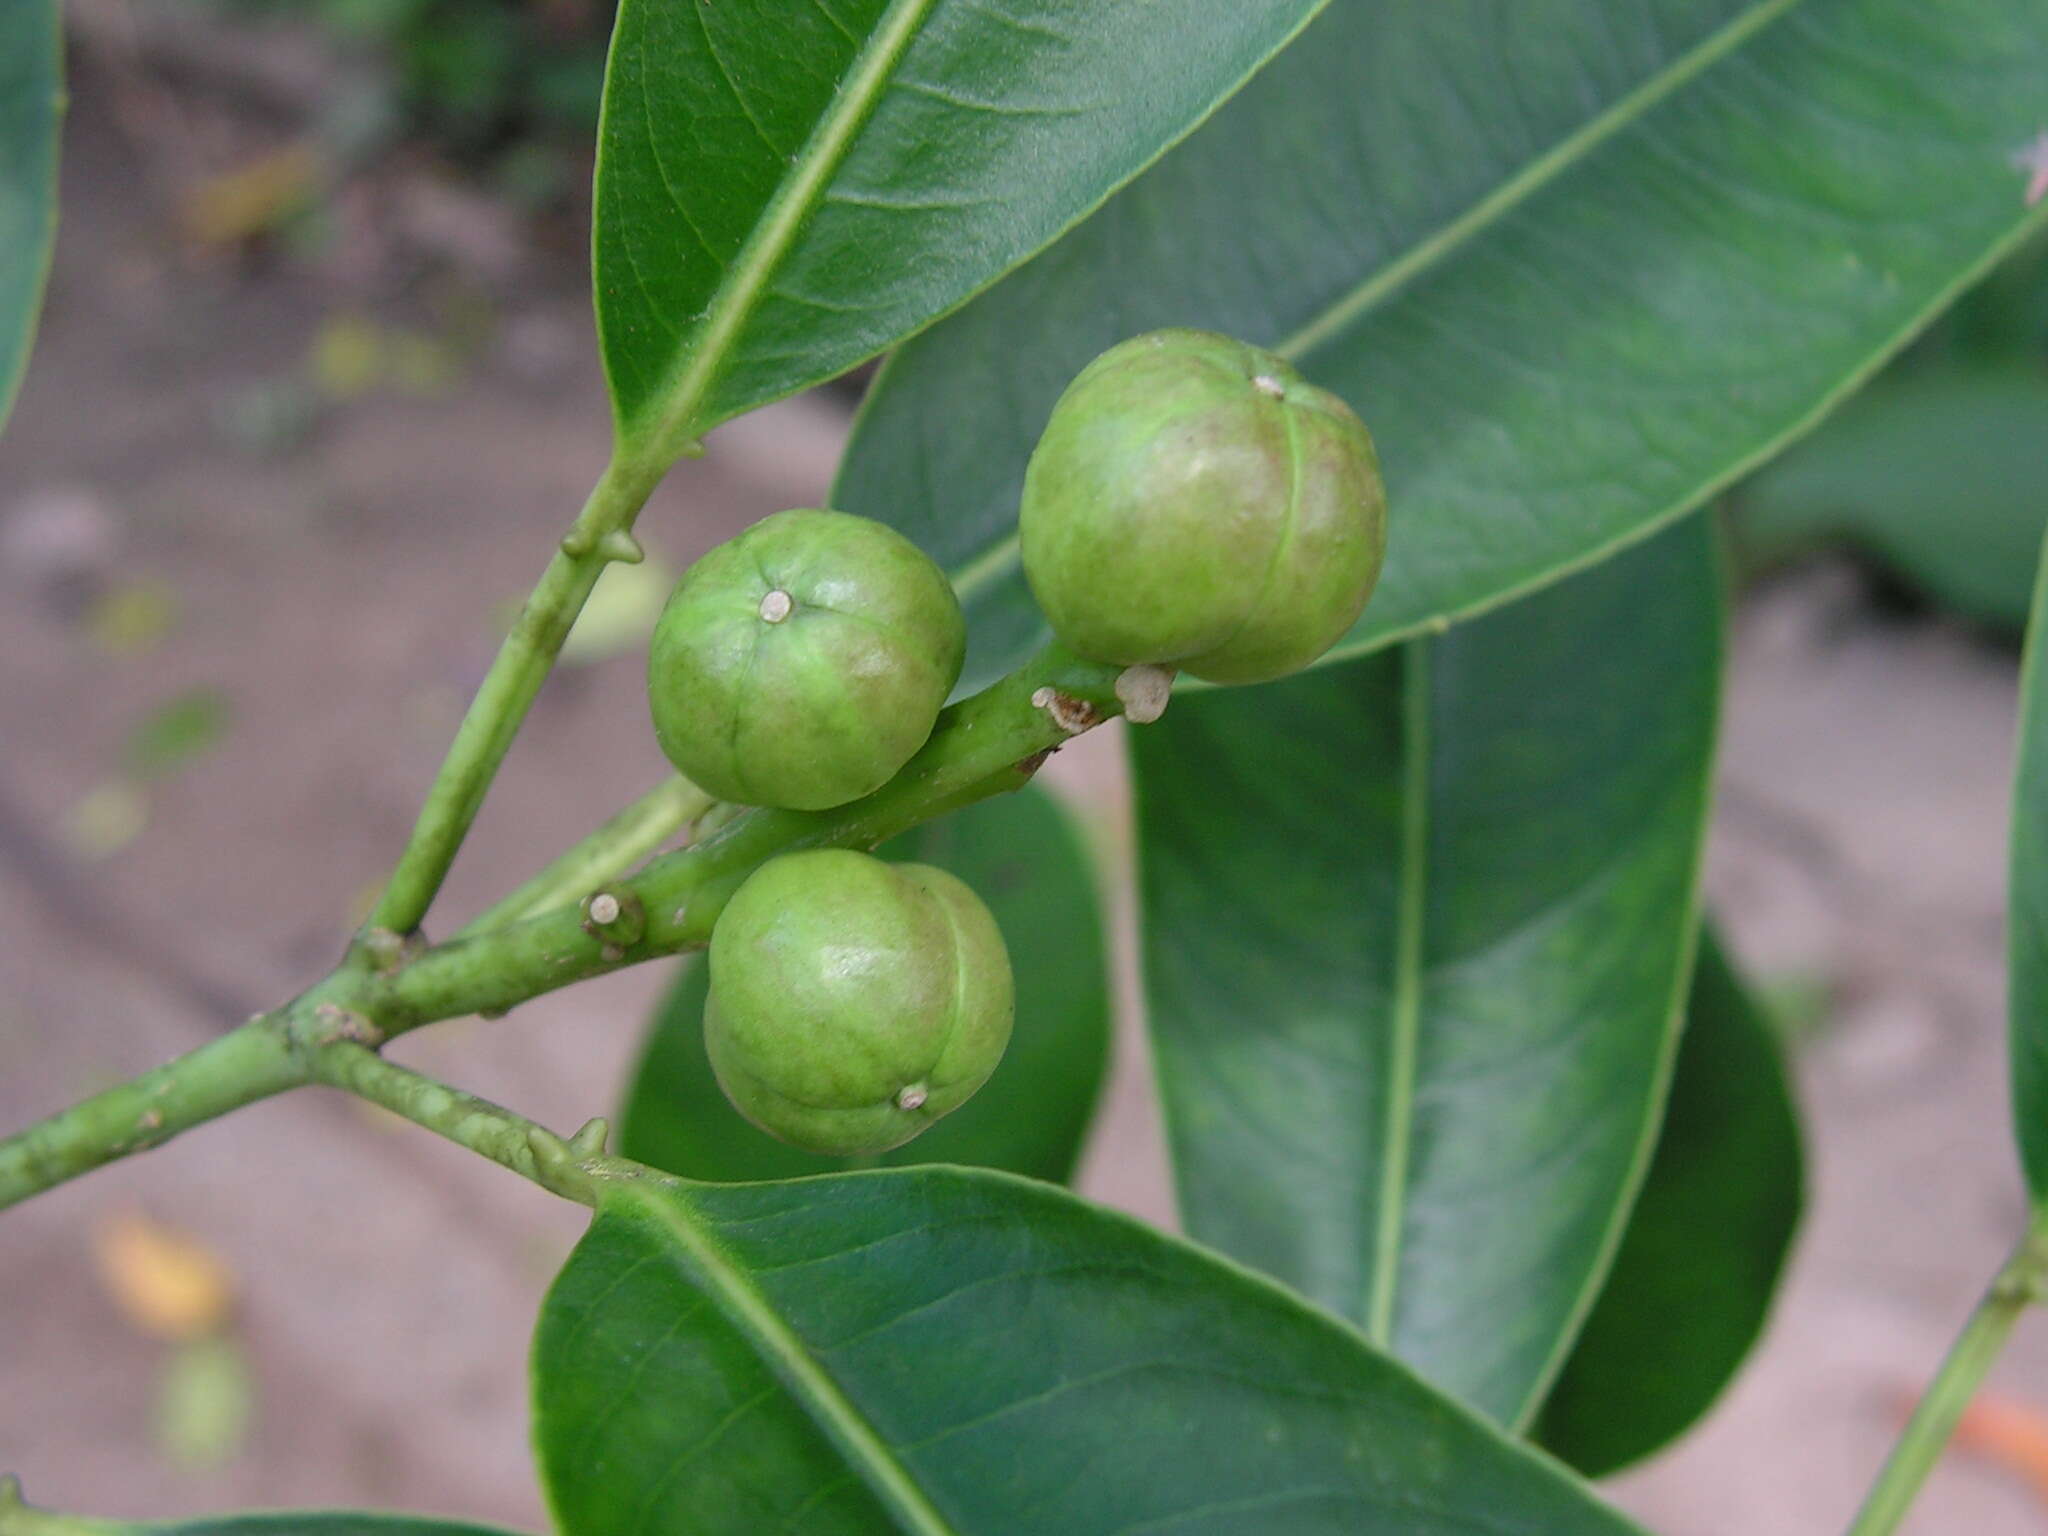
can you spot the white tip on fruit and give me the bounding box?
[1252,374,1285,398]
[759,589,794,623]
[896,1083,929,1111]
[1115,664,1175,724]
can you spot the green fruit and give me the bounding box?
[648,509,966,810]
[1019,328,1387,685]
[705,849,1014,1156]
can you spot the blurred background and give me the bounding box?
[3,5,2048,1533]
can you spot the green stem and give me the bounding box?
[0,1513,126,1536]
[0,1477,128,1536]
[1844,1211,2048,1536]
[0,647,1129,1210]
[368,647,1122,1034]
[369,449,669,938]
[0,1017,305,1211]
[308,1044,604,1205]
[455,775,716,939]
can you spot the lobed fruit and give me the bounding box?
[647,509,965,810]
[704,848,1014,1156]
[1019,328,1387,685]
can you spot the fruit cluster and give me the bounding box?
[644,330,1387,1154]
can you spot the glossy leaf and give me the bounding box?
[618,785,1109,1183]
[141,1524,521,1536]
[1,1511,525,1536]
[1537,930,1804,1477]
[0,0,60,435]
[592,0,1329,456]
[2007,532,2048,1202]
[1737,365,2048,630]
[838,0,2048,690]
[1131,518,1722,1426]
[144,1524,519,1536]
[532,1169,1646,1535]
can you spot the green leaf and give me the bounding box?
[139,1521,523,1535]
[0,1492,526,1536]
[2007,532,2048,1202]
[838,0,2048,690]
[1536,930,1804,1477]
[1129,518,1723,1427]
[0,0,60,436]
[532,1168,1647,1535]
[591,0,1330,458]
[619,785,1109,1183]
[1736,364,2048,630]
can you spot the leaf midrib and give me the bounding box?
[2005,521,2048,1197]
[1367,641,1431,1344]
[625,1184,958,1536]
[1272,0,1803,360]
[942,0,1805,607]
[632,0,941,461]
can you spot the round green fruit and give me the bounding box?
[704,848,1014,1156]
[648,509,966,810]
[1019,328,1387,685]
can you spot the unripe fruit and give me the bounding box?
[1019,328,1387,685]
[705,848,1014,1156]
[648,509,966,810]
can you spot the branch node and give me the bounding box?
[527,1123,571,1166]
[311,1001,384,1048]
[568,1116,611,1157]
[558,528,594,558]
[359,925,423,975]
[598,530,645,565]
[525,1123,600,1202]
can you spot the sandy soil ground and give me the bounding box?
[5,50,2047,1536]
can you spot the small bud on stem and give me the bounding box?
[1115,665,1175,724]
[581,887,647,948]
